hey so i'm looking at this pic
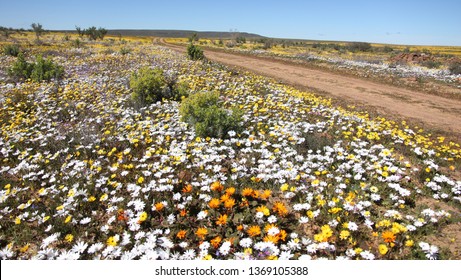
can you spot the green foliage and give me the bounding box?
[31,23,44,40]
[188,32,199,43]
[0,26,14,38]
[130,67,166,105]
[449,61,461,75]
[72,38,82,48]
[3,44,20,56]
[382,46,394,53]
[130,67,190,106]
[8,53,64,82]
[421,60,442,69]
[179,91,243,138]
[347,42,372,52]
[30,56,65,82]
[187,44,205,60]
[236,36,246,44]
[8,53,33,80]
[75,26,84,37]
[120,47,131,55]
[84,26,107,41]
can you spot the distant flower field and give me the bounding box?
[0,35,460,260]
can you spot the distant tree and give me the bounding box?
[97,27,107,40]
[84,26,107,40]
[85,26,98,40]
[31,23,44,41]
[187,43,205,60]
[189,32,198,43]
[0,26,13,38]
[236,36,246,44]
[347,42,372,52]
[75,26,84,37]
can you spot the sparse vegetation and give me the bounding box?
[347,42,372,52]
[3,44,20,56]
[449,61,461,75]
[83,26,107,41]
[8,53,64,82]
[31,23,44,41]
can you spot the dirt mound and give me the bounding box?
[391,52,433,64]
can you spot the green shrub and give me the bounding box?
[71,38,82,48]
[421,60,442,69]
[8,53,33,80]
[120,47,131,55]
[187,44,204,60]
[8,53,64,82]
[179,91,243,138]
[30,55,65,82]
[130,67,191,106]
[347,42,372,52]
[130,67,166,105]
[3,44,20,56]
[449,61,461,75]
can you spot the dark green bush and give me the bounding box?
[8,53,64,82]
[187,44,204,60]
[8,53,33,80]
[30,55,65,82]
[449,61,461,75]
[3,44,20,56]
[179,91,243,138]
[347,42,372,52]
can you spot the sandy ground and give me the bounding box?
[162,42,461,138]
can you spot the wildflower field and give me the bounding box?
[1,34,461,260]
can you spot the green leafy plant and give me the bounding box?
[8,53,64,82]
[3,44,20,56]
[179,91,243,138]
[187,44,204,60]
[130,67,166,105]
[30,55,65,82]
[120,47,131,55]
[129,67,190,106]
[449,61,461,75]
[31,23,44,41]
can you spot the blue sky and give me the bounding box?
[1,0,460,46]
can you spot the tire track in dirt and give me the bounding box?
[162,42,461,138]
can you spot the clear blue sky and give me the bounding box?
[1,0,460,46]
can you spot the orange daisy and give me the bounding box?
[216,214,228,226]
[176,230,187,239]
[247,225,261,237]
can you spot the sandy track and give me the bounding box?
[163,42,461,137]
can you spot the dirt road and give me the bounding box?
[163,42,461,137]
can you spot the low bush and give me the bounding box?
[130,67,166,105]
[120,47,131,55]
[3,44,20,56]
[449,61,461,75]
[187,44,204,60]
[347,42,372,52]
[8,53,64,82]
[130,67,189,106]
[179,91,243,138]
[421,60,442,69]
